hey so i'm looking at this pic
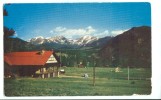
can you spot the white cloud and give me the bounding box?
[86,26,96,33]
[49,26,128,39]
[93,30,109,38]
[50,26,96,39]
[110,29,128,36]
[54,27,67,32]
[93,29,128,38]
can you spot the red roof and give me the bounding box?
[4,51,54,66]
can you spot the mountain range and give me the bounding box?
[29,35,99,46]
[28,35,113,49]
[4,26,151,68]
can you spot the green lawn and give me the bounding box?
[4,67,151,96]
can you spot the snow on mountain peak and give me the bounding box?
[29,36,45,45]
[35,36,44,39]
[29,35,99,46]
[77,35,98,45]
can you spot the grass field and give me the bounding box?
[4,67,151,96]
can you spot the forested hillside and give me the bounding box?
[99,26,151,68]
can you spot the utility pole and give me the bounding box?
[93,61,96,86]
[92,54,96,86]
[60,50,62,68]
[57,49,62,77]
[128,66,129,81]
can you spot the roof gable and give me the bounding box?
[4,51,56,66]
[46,54,57,64]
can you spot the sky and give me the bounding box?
[3,3,151,40]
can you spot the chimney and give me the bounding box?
[51,49,54,53]
[37,50,45,55]
[41,50,45,55]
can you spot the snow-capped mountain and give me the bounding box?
[30,36,45,45]
[46,36,69,44]
[76,35,98,45]
[29,36,69,45]
[29,35,99,46]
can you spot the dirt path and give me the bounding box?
[59,75,84,79]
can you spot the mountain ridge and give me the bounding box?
[99,26,151,67]
[29,35,99,46]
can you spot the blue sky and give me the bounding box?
[3,3,151,40]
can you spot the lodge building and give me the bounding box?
[4,50,60,78]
